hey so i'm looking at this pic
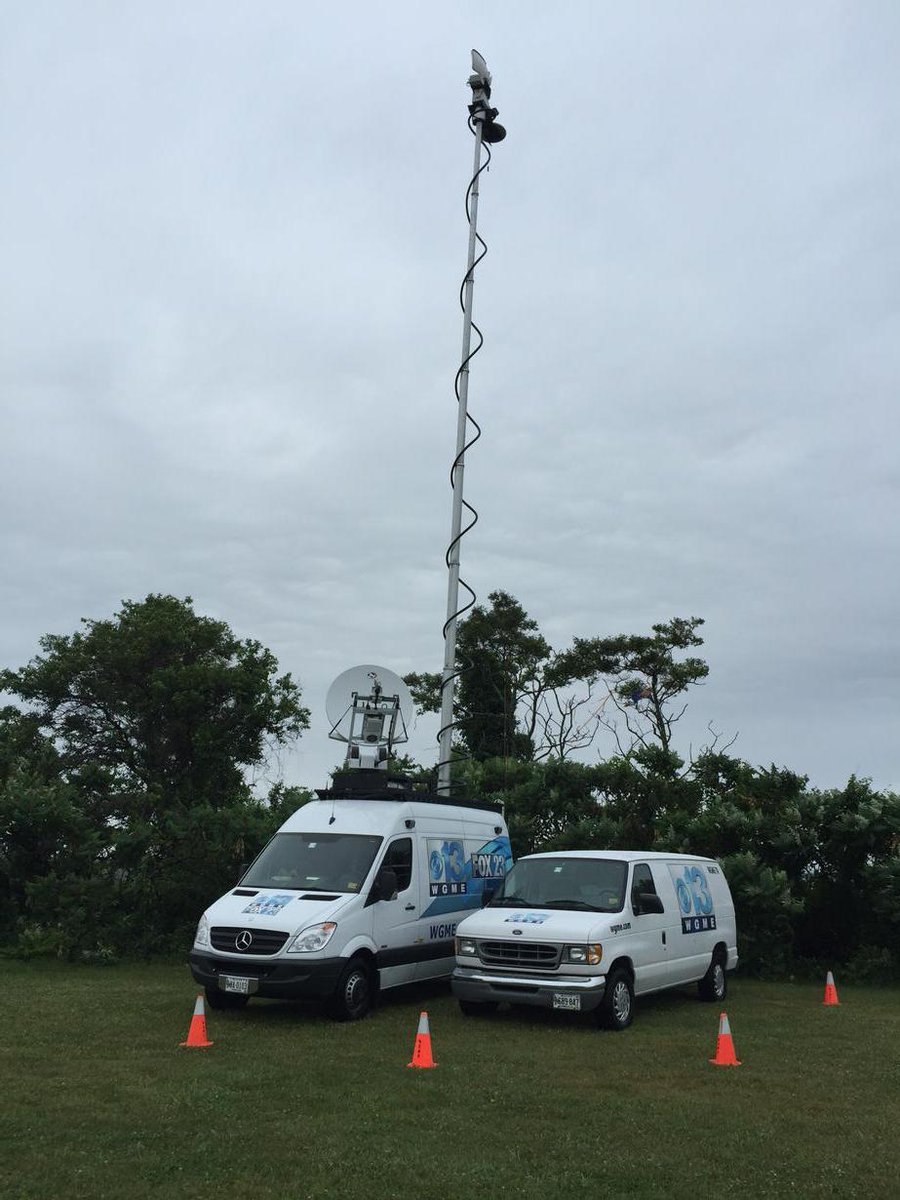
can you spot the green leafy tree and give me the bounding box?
[453,592,551,760]
[407,602,714,771]
[1,594,309,810]
[651,754,811,973]
[406,591,550,761]
[681,754,813,877]
[0,595,310,956]
[571,617,714,766]
[406,591,620,764]
[793,776,900,966]
[0,768,103,948]
[458,757,603,855]
[716,852,801,977]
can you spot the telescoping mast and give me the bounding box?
[437,50,506,795]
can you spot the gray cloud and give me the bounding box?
[3,2,898,792]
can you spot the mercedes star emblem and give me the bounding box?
[235,930,253,951]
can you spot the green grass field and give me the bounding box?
[2,961,898,1199]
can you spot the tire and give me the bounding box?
[598,967,634,1031]
[329,957,375,1022]
[698,953,727,1002]
[205,986,249,1011]
[458,999,499,1017]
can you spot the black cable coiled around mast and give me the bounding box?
[437,119,494,781]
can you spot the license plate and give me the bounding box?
[221,975,251,994]
[552,992,581,1011]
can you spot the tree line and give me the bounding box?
[0,596,314,960]
[1,592,898,977]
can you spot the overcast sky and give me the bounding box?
[2,2,898,794]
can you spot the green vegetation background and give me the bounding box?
[1,593,898,979]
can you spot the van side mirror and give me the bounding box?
[633,890,664,915]
[237,862,248,883]
[481,886,497,908]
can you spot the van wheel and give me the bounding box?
[598,968,634,1031]
[330,958,374,1022]
[458,1000,499,1017]
[698,954,727,1002]
[205,987,249,1011]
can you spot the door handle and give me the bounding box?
[662,932,667,945]
[404,904,416,911]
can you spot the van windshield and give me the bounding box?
[490,857,627,913]
[241,833,383,893]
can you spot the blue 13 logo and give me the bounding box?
[675,866,713,917]
[430,840,465,884]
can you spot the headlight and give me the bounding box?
[193,915,210,948]
[455,936,478,957]
[286,921,337,954]
[563,943,602,965]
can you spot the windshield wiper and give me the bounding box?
[489,895,531,907]
[539,899,596,911]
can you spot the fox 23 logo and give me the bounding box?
[428,840,467,897]
[670,864,717,934]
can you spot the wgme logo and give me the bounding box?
[669,864,718,935]
[428,839,468,896]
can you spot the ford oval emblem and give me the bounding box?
[512,928,523,936]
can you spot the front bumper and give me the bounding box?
[452,965,607,1012]
[189,950,345,1001]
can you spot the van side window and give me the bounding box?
[382,838,413,892]
[631,864,661,914]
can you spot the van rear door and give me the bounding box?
[662,859,720,985]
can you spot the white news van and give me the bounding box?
[189,772,512,1020]
[452,850,738,1029]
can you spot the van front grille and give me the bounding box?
[478,940,560,970]
[210,926,290,955]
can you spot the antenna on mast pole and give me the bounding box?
[436,51,506,796]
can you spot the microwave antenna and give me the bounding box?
[326,664,412,771]
[437,50,506,795]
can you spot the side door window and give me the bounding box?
[382,837,413,894]
[631,863,661,915]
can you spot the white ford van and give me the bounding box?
[451,850,738,1030]
[189,773,512,1020]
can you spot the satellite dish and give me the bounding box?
[325,666,412,769]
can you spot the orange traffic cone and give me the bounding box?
[406,1011,437,1069]
[823,970,840,1006]
[709,1011,741,1066]
[180,994,213,1048]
